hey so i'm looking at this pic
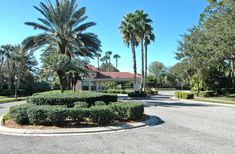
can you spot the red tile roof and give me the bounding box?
[97,72,141,79]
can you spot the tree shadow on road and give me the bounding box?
[144,101,213,108]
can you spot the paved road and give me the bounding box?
[0,96,235,154]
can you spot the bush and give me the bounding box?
[9,104,33,125]
[27,105,69,125]
[89,106,116,124]
[198,91,215,97]
[9,100,144,126]
[95,101,106,106]
[111,102,144,120]
[74,102,88,108]
[128,91,147,97]
[146,89,158,95]
[68,108,90,123]
[108,89,127,94]
[27,92,117,107]
[175,92,194,99]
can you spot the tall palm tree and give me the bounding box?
[144,30,155,85]
[113,54,121,69]
[135,10,153,91]
[95,53,101,68]
[120,13,139,91]
[105,51,112,63]
[22,0,101,93]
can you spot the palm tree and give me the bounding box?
[102,55,110,64]
[135,10,153,91]
[113,54,121,69]
[95,53,101,68]
[22,0,101,93]
[105,51,112,63]
[119,13,139,91]
[144,30,155,87]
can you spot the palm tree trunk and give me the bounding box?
[231,59,235,88]
[57,69,66,93]
[144,43,148,90]
[141,38,144,92]
[98,58,100,68]
[116,58,118,69]
[131,41,137,92]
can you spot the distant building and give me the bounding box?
[76,65,141,91]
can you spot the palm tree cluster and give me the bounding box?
[120,10,155,92]
[96,51,121,71]
[0,44,37,96]
[22,0,101,93]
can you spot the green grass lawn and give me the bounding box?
[194,94,235,105]
[0,96,27,103]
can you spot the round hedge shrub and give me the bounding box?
[9,104,33,125]
[111,102,144,120]
[68,108,90,123]
[89,106,116,124]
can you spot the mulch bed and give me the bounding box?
[3,115,149,130]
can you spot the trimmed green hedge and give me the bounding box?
[9,101,144,125]
[27,92,117,107]
[128,92,147,97]
[111,102,144,120]
[10,104,33,125]
[198,91,215,97]
[101,89,127,94]
[175,92,194,99]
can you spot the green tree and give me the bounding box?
[149,61,167,79]
[99,63,119,72]
[135,10,154,91]
[105,51,113,63]
[113,54,121,69]
[22,0,101,93]
[95,53,101,68]
[120,13,139,91]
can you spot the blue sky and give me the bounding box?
[0,0,208,72]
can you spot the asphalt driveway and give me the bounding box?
[0,95,235,154]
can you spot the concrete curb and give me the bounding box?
[171,97,235,107]
[0,114,160,136]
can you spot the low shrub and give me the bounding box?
[127,102,144,120]
[68,108,90,123]
[9,101,144,126]
[101,89,127,94]
[95,101,106,106]
[175,92,194,99]
[27,105,69,125]
[89,106,116,124]
[27,92,117,107]
[128,91,147,97]
[9,104,33,125]
[110,102,144,120]
[74,102,88,108]
[198,91,215,97]
[146,89,158,95]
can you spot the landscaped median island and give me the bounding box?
[2,91,146,130]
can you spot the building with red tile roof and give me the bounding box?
[77,65,141,91]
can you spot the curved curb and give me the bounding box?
[0,114,160,136]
